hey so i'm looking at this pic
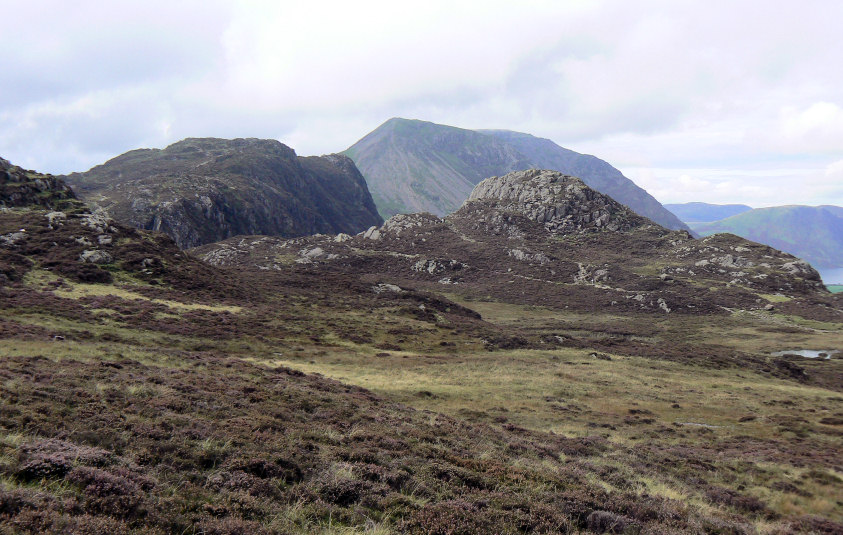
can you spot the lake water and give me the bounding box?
[771,350,839,359]
[818,267,843,285]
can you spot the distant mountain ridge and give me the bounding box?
[665,202,753,223]
[691,205,843,272]
[343,118,690,232]
[63,138,382,248]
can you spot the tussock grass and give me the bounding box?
[270,344,843,522]
[53,281,242,313]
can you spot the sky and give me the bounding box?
[2,0,842,207]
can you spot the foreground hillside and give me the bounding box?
[691,206,843,277]
[2,159,843,534]
[343,118,689,233]
[63,138,383,249]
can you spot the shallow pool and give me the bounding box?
[771,349,839,359]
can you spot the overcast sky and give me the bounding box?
[2,0,842,207]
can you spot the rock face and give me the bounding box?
[196,169,836,320]
[343,118,690,233]
[63,138,383,249]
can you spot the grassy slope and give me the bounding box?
[4,263,843,533]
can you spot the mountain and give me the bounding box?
[819,204,843,218]
[343,118,533,217]
[63,137,382,249]
[692,205,843,270]
[343,118,690,232]
[665,202,753,224]
[4,158,843,533]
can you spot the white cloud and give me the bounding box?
[0,0,841,207]
[624,165,843,207]
[773,102,843,153]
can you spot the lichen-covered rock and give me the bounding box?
[464,169,648,235]
[79,249,114,264]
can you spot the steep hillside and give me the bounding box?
[665,201,753,223]
[63,138,382,248]
[344,118,690,232]
[692,205,843,270]
[343,118,532,217]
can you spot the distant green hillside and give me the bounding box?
[665,202,753,224]
[343,118,532,218]
[344,118,690,232]
[692,205,843,270]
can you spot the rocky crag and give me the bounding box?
[344,118,690,233]
[1,157,237,291]
[63,138,383,249]
[197,169,836,321]
[1,158,83,212]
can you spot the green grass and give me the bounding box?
[267,344,843,523]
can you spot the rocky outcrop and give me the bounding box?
[64,138,383,248]
[1,157,83,212]
[464,169,648,234]
[1,157,235,291]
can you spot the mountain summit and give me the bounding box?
[63,138,383,248]
[343,118,689,232]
